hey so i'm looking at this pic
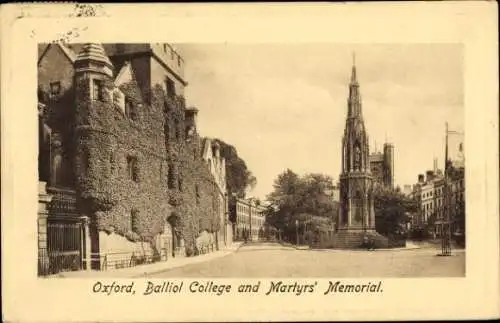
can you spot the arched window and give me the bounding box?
[125,97,137,121]
[127,156,139,182]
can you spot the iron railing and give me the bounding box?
[38,248,82,276]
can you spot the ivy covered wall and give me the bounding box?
[72,68,222,254]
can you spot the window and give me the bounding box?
[125,97,137,120]
[178,176,183,192]
[50,81,61,98]
[167,164,175,189]
[174,119,180,140]
[177,56,181,67]
[127,156,138,182]
[131,208,139,232]
[166,77,176,98]
[109,152,115,175]
[93,79,104,101]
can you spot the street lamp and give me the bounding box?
[295,219,299,246]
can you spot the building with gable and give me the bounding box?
[37,43,229,275]
[201,137,232,248]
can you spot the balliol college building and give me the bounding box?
[37,43,232,276]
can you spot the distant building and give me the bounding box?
[411,157,464,237]
[402,185,412,197]
[229,197,267,241]
[369,142,394,188]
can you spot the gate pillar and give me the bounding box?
[81,215,91,271]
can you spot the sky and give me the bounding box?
[175,43,464,200]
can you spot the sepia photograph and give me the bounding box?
[37,42,465,278]
[2,2,498,322]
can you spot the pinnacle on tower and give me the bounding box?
[75,43,114,78]
[350,52,358,85]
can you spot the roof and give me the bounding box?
[75,43,113,67]
[38,43,79,65]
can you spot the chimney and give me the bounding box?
[426,170,435,182]
[433,158,438,173]
[418,174,425,183]
[184,106,199,135]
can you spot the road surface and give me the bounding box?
[148,242,465,278]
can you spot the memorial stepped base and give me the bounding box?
[333,230,389,249]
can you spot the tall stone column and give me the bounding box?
[38,181,52,275]
[348,192,352,226]
[363,192,370,231]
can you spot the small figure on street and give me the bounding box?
[362,235,369,250]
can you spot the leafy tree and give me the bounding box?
[212,138,257,198]
[374,186,416,238]
[265,170,337,243]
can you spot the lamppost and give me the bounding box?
[295,219,299,246]
[441,122,453,256]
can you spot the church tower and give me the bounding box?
[338,55,376,233]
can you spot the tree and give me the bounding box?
[212,138,257,198]
[265,170,337,243]
[374,186,416,238]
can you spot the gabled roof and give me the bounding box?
[114,61,137,87]
[38,43,78,65]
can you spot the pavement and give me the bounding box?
[47,242,243,278]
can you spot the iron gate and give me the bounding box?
[41,219,83,275]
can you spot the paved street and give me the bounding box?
[148,242,465,278]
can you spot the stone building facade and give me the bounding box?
[201,137,232,249]
[37,43,227,274]
[368,142,394,189]
[230,197,266,241]
[411,155,464,238]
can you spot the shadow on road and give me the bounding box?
[236,242,297,253]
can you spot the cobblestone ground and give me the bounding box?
[149,242,465,278]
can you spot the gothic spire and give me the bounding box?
[351,52,357,84]
[347,52,362,118]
